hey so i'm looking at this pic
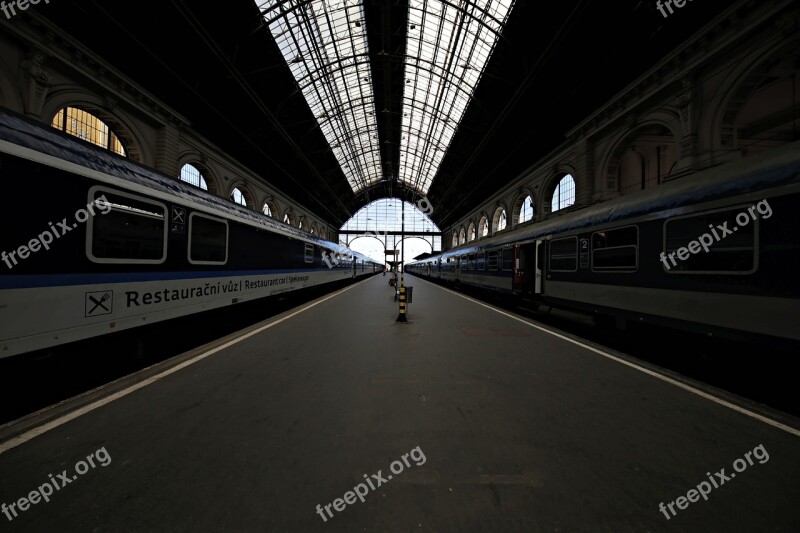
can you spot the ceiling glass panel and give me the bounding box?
[258,0,382,193]
[401,0,515,194]
[340,198,440,233]
[258,0,514,198]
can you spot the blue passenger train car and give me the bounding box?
[407,142,800,342]
[0,109,381,358]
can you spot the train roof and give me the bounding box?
[0,108,373,260]
[415,141,800,261]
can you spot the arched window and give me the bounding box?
[552,174,576,212]
[468,222,476,242]
[479,216,489,238]
[496,209,507,232]
[459,227,466,244]
[452,232,459,247]
[231,188,247,207]
[519,195,534,223]
[262,203,273,217]
[179,163,208,190]
[284,212,294,226]
[51,107,126,156]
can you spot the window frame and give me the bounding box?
[501,247,514,271]
[662,205,759,275]
[487,251,499,271]
[86,185,168,265]
[304,243,314,264]
[590,225,639,273]
[53,107,127,157]
[548,236,578,272]
[188,212,229,266]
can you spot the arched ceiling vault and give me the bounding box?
[37,0,725,228]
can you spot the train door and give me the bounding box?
[514,241,543,297]
[513,244,532,295]
[535,239,543,294]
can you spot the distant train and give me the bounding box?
[0,108,381,358]
[406,141,800,343]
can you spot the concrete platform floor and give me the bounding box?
[0,274,798,532]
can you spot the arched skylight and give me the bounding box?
[552,174,576,212]
[400,1,515,194]
[180,163,208,190]
[479,216,489,237]
[258,0,515,196]
[231,188,247,207]
[340,198,441,252]
[52,107,126,156]
[519,195,534,223]
[496,209,507,232]
[259,0,381,193]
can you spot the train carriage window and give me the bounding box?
[549,237,578,272]
[88,188,166,263]
[592,226,638,272]
[477,251,486,271]
[469,254,476,270]
[304,243,314,264]
[188,213,228,264]
[663,207,756,274]
[461,255,468,269]
[488,252,499,271]
[501,248,513,271]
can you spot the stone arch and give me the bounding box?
[177,156,220,196]
[228,182,254,208]
[43,89,151,164]
[599,119,679,195]
[541,167,577,215]
[491,203,508,235]
[283,207,296,226]
[477,212,490,239]
[714,40,800,159]
[511,187,536,227]
[260,195,279,218]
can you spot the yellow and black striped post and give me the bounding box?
[396,283,408,322]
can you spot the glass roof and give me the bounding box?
[340,198,441,233]
[258,0,382,193]
[340,198,442,255]
[400,0,514,194]
[258,0,514,196]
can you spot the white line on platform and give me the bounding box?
[415,276,800,438]
[0,278,371,455]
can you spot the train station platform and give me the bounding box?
[0,274,798,532]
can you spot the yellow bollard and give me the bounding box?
[396,285,407,322]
